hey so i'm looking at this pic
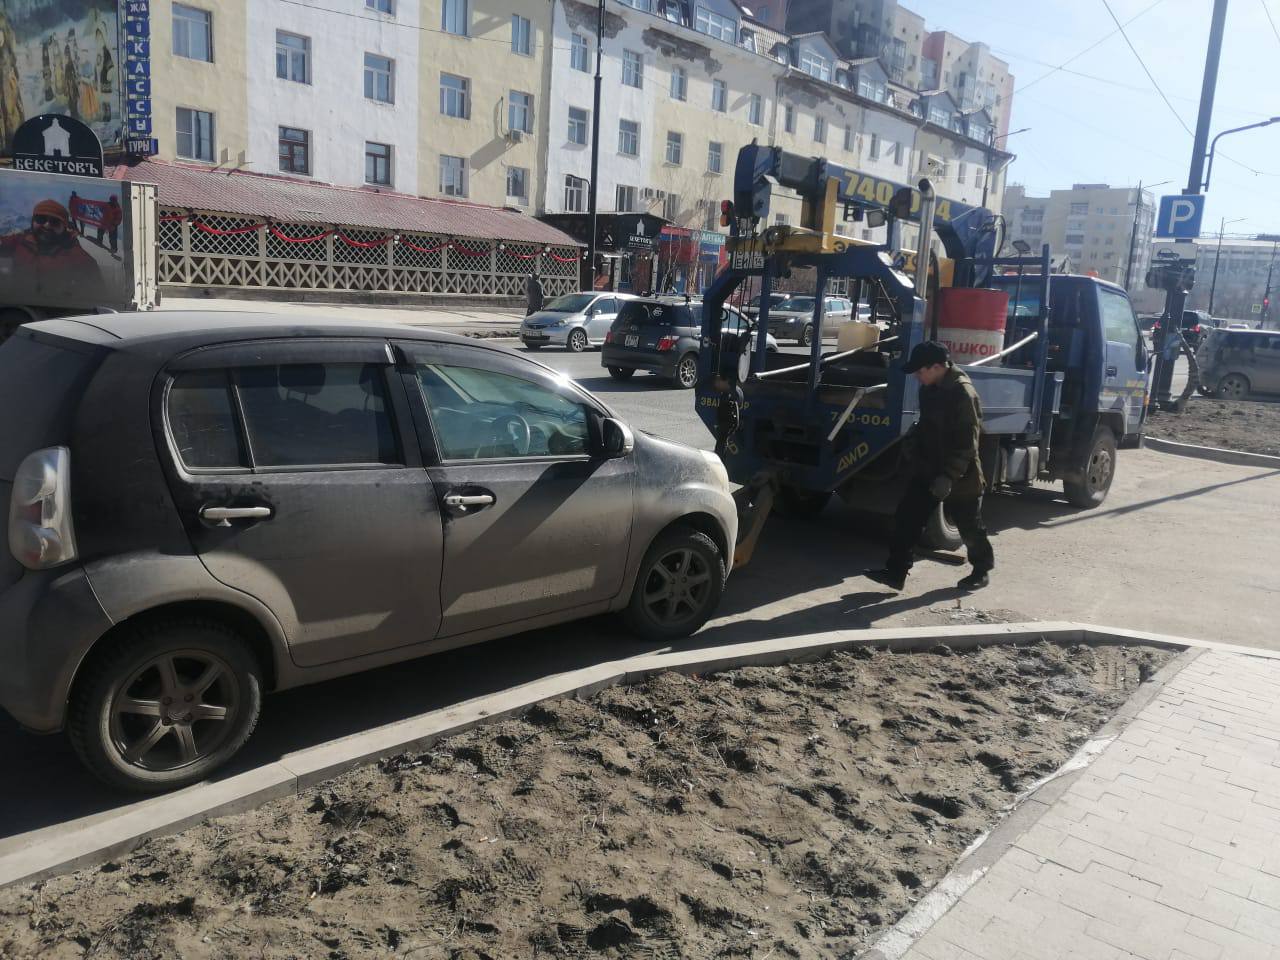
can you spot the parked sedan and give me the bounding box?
[520,292,635,352]
[601,298,777,388]
[764,296,854,346]
[0,314,736,791]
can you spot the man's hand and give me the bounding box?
[930,475,952,500]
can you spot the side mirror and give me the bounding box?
[599,418,634,459]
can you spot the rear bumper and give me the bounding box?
[601,345,677,377]
[0,565,113,732]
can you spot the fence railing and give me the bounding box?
[156,207,581,299]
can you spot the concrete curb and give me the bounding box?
[1143,434,1280,468]
[861,646,1204,959]
[1,620,1273,891]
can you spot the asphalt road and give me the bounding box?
[4,339,1279,854]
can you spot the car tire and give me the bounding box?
[567,328,589,353]
[774,485,832,518]
[673,353,699,390]
[1217,373,1250,401]
[919,502,963,550]
[624,527,726,641]
[800,324,814,347]
[608,366,635,381]
[524,343,542,351]
[68,619,263,793]
[1063,424,1117,508]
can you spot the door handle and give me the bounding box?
[200,505,273,527]
[443,492,496,511]
[1105,365,1118,377]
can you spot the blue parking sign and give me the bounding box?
[1155,194,1205,239]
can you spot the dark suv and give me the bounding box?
[0,314,736,791]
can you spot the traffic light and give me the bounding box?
[719,200,734,228]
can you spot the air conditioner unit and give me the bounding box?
[641,187,667,201]
[507,129,525,143]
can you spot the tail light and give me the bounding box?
[1192,324,1202,334]
[8,447,77,570]
[657,335,678,352]
[604,331,614,344]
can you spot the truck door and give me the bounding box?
[1097,287,1147,437]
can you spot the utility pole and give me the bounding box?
[1208,216,1245,314]
[586,0,604,291]
[1264,239,1278,327]
[1126,181,1144,291]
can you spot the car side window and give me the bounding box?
[1099,289,1141,354]
[236,363,399,467]
[168,371,246,469]
[416,362,589,461]
[596,297,617,315]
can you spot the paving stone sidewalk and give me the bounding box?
[900,649,1280,960]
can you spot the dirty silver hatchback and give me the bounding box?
[0,314,736,791]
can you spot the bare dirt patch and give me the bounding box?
[0,641,1172,960]
[1146,398,1280,457]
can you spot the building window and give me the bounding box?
[711,79,727,112]
[507,166,529,203]
[617,0,651,10]
[928,106,950,126]
[278,126,310,174]
[813,116,825,143]
[364,53,394,103]
[749,93,762,125]
[705,203,718,232]
[843,126,853,151]
[618,119,639,156]
[568,107,588,145]
[615,185,637,212]
[442,0,468,36]
[664,193,680,220]
[172,4,212,62]
[511,15,532,55]
[1070,202,1089,215]
[957,162,967,184]
[869,132,880,159]
[894,141,904,165]
[858,74,887,103]
[440,155,467,197]
[564,175,587,212]
[695,6,736,42]
[508,91,534,134]
[784,104,795,133]
[275,31,309,83]
[622,50,643,88]
[671,66,687,101]
[800,50,830,81]
[366,0,394,12]
[365,141,392,185]
[175,107,214,162]
[774,213,788,226]
[666,131,683,165]
[707,141,723,174]
[571,33,589,72]
[439,73,472,119]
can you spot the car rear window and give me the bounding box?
[616,302,694,327]
[166,363,399,471]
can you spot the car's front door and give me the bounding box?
[586,296,620,343]
[159,339,444,667]
[1097,287,1147,436]
[395,340,636,638]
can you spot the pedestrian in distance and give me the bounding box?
[866,340,994,593]
[525,270,544,316]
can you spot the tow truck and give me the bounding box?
[697,145,1152,566]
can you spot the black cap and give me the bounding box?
[901,340,950,373]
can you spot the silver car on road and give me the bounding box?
[521,292,636,352]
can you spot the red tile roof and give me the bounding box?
[106,158,579,247]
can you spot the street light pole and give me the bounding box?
[981,126,1029,211]
[1208,216,1245,315]
[1125,180,1170,291]
[1264,240,1278,327]
[585,0,604,290]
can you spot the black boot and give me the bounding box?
[866,568,906,591]
[957,569,990,591]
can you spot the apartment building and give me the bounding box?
[1005,183,1155,290]
[921,32,1011,137]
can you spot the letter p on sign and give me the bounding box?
[1155,194,1205,239]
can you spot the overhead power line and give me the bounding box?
[1013,0,1168,97]
[1263,0,1280,47]
[1098,0,1195,137]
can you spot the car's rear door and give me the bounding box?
[613,301,677,358]
[394,339,635,638]
[158,338,444,667]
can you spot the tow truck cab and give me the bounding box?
[991,274,1149,465]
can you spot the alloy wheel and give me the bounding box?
[641,547,713,626]
[677,355,698,388]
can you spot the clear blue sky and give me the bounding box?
[906,0,1278,237]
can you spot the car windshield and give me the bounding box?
[784,297,816,312]
[542,293,596,313]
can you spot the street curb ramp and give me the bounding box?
[1,621,1273,892]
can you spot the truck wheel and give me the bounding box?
[624,527,726,641]
[68,619,263,793]
[919,502,963,550]
[775,486,832,518]
[1064,425,1117,508]
[608,366,635,381]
